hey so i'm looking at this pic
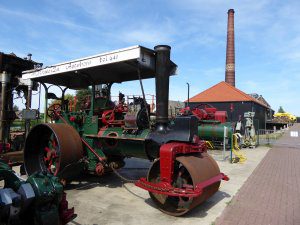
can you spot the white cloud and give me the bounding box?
[0,6,96,32]
[120,27,174,45]
[2,0,300,115]
[70,0,120,21]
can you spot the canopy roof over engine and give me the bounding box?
[22,45,177,89]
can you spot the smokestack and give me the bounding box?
[154,45,171,129]
[225,9,235,87]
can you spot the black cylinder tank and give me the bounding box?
[154,45,171,127]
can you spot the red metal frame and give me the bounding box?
[136,173,228,197]
[59,192,76,224]
[135,141,229,197]
[159,142,206,184]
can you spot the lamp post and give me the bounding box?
[186,82,190,107]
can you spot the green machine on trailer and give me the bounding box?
[180,104,233,149]
[22,45,228,216]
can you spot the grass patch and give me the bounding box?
[225,199,233,205]
[11,119,43,131]
[258,132,283,140]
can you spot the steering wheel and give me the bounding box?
[102,110,115,125]
[47,103,62,120]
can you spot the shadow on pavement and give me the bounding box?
[65,166,149,191]
[141,190,231,218]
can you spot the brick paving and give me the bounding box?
[216,124,300,225]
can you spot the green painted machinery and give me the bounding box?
[198,121,233,148]
[0,159,74,224]
[181,104,233,149]
[198,121,232,139]
[22,45,228,216]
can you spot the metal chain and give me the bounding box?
[111,167,172,193]
[138,180,169,192]
[110,165,173,193]
[111,166,138,183]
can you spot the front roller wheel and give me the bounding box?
[147,153,221,216]
[24,123,83,178]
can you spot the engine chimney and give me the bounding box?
[225,9,235,87]
[154,45,171,129]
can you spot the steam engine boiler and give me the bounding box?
[0,52,40,164]
[22,45,228,216]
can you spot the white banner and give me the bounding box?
[22,46,143,80]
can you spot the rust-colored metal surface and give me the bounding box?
[147,153,221,216]
[225,9,235,87]
[0,151,23,165]
[24,123,83,176]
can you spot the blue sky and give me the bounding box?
[1,0,300,115]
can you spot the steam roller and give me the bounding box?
[22,44,228,216]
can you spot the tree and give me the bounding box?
[48,89,91,111]
[13,105,19,111]
[49,93,74,105]
[75,88,92,110]
[278,106,285,113]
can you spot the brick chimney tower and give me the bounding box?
[225,9,235,87]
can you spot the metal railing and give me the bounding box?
[207,126,232,162]
[257,129,285,145]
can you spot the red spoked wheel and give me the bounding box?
[102,110,115,125]
[47,103,62,120]
[43,134,60,175]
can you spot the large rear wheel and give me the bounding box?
[24,123,83,179]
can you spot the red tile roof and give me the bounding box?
[188,81,269,108]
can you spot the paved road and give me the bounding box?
[216,124,300,225]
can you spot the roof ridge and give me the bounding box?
[188,81,270,108]
[222,81,253,100]
[186,81,222,102]
[198,81,223,95]
[221,81,269,107]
